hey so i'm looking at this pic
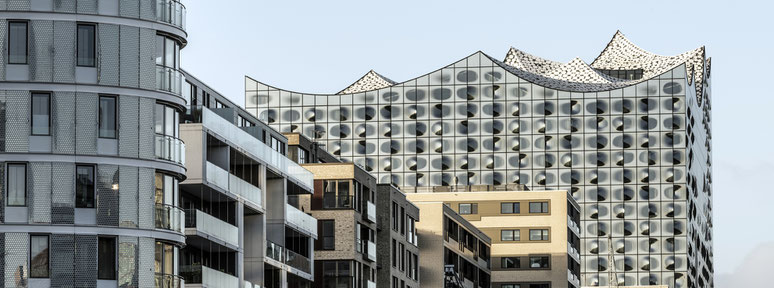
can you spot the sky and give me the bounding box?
[181,0,774,283]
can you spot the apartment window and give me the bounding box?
[458,203,477,215]
[154,241,175,276]
[407,216,416,245]
[8,21,28,64]
[392,276,398,288]
[155,103,179,138]
[399,243,405,271]
[297,148,307,164]
[76,24,96,67]
[501,257,521,269]
[155,35,179,69]
[392,202,399,231]
[6,163,27,206]
[529,229,549,241]
[98,237,116,280]
[319,220,335,250]
[322,180,352,209]
[99,95,117,138]
[392,239,397,267]
[31,93,51,135]
[529,256,550,268]
[529,202,549,213]
[502,285,521,288]
[501,202,520,214]
[410,253,418,280]
[400,206,405,235]
[75,165,95,208]
[501,229,520,241]
[30,235,49,278]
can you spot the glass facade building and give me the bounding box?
[246,32,713,288]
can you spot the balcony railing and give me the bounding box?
[156,0,186,29]
[154,272,183,288]
[156,65,182,95]
[197,107,314,190]
[286,204,318,238]
[366,241,376,262]
[267,241,284,263]
[568,269,580,287]
[568,215,580,236]
[367,280,376,288]
[286,249,311,274]
[230,174,263,208]
[185,209,239,247]
[180,264,238,288]
[155,204,184,233]
[323,195,355,209]
[567,244,580,262]
[155,134,185,166]
[365,201,376,223]
[205,161,229,191]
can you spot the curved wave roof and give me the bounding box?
[248,31,709,103]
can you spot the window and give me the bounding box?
[529,202,549,213]
[297,148,307,164]
[154,241,175,276]
[392,276,398,288]
[501,229,520,241]
[6,163,27,206]
[31,93,51,135]
[155,35,179,69]
[407,216,416,245]
[458,203,477,215]
[155,103,179,138]
[529,256,550,268]
[502,285,521,288]
[319,220,335,250]
[30,235,49,278]
[501,202,520,214]
[529,229,549,241]
[399,243,405,271]
[501,257,521,269]
[75,165,95,208]
[392,202,399,231]
[400,206,405,235]
[322,180,353,209]
[530,284,550,288]
[98,237,116,280]
[99,95,117,138]
[392,239,397,267]
[8,21,28,64]
[77,24,96,67]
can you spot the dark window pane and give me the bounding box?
[529,202,548,213]
[7,164,26,206]
[8,22,27,64]
[501,202,512,214]
[30,235,49,278]
[98,237,116,279]
[77,24,95,67]
[31,93,50,135]
[99,96,117,138]
[75,165,95,208]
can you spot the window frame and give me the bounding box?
[458,203,477,215]
[528,201,549,214]
[501,202,520,214]
[319,220,335,250]
[75,164,96,209]
[31,92,51,136]
[501,257,521,269]
[500,229,520,242]
[529,255,551,269]
[76,23,97,67]
[98,95,118,139]
[29,234,50,278]
[6,163,27,207]
[529,229,550,241]
[98,236,117,280]
[8,20,28,65]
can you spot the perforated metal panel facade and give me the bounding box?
[138,237,155,288]
[119,166,139,228]
[138,167,154,229]
[0,165,4,223]
[0,233,4,288]
[119,96,140,158]
[30,162,52,224]
[98,24,120,86]
[53,91,76,154]
[5,0,30,11]
[138,97,155,159]
[76,0,97,14]
[53,0,76,12]
[97,164,119,226]
[51,234,75,287]
[4,90,29,152]
[74,234,97,287]
[30,20,53,82]
[118,236,138,287]
[53,21,76,83]
[138,28,156,90]
[119,0,139,18]
[51,162,75,224]
[4,232,29,288]
[75,92,98,154]
[119,26,139,87]
[0,21,6,80]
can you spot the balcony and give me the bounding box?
[156,65,182,95]
[205,161,229,191]
[154,273,183,288]
[567,215,580,236]
[155,134,185,166]
[230,174,263,208]
[155,0,186,29]
[366,241,376,262]
[567,244,580,262]
[286,204,318,238]
[567,269,580,287]
[323,195,355,209]
[365,201,376,223]
[185,209,239,247]
[155,204,184,234]
[197,107,314,190]
[367,280,376,288]
[180,264,238,288]
[286,249,311,274]
[266,241,284,263]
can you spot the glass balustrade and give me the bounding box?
[286,204,317,237]
[185,209,239,247]
[285,249,311,274]
[180,264,238,287]
[205,161,229,191]
[154,272,183,288]
[155,203,184,233]
[155,0,186,29]
[266,241,284,263]
[155,134,185,165]
[323,195,355,209]
[156,65,182,95]
[230,174,262,208]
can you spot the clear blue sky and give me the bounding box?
[182,0,774,280]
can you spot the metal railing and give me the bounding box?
[323,195,355,209]
[155,134,185,165]
[154,272,183,288]
[286,204,317,238]
[185,209,239,247]
[155,0,186,29]
[156,65,182,95]
[286,249,311,274]
[155,203,184,233]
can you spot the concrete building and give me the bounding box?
[297,162,378,288]
[376,184,419,288]
[407,191,581,288]
[180,72,317,288]
[246,32,714,288]
[284,132,340,164]
[1,0,188,287]
[413,201,491,288]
